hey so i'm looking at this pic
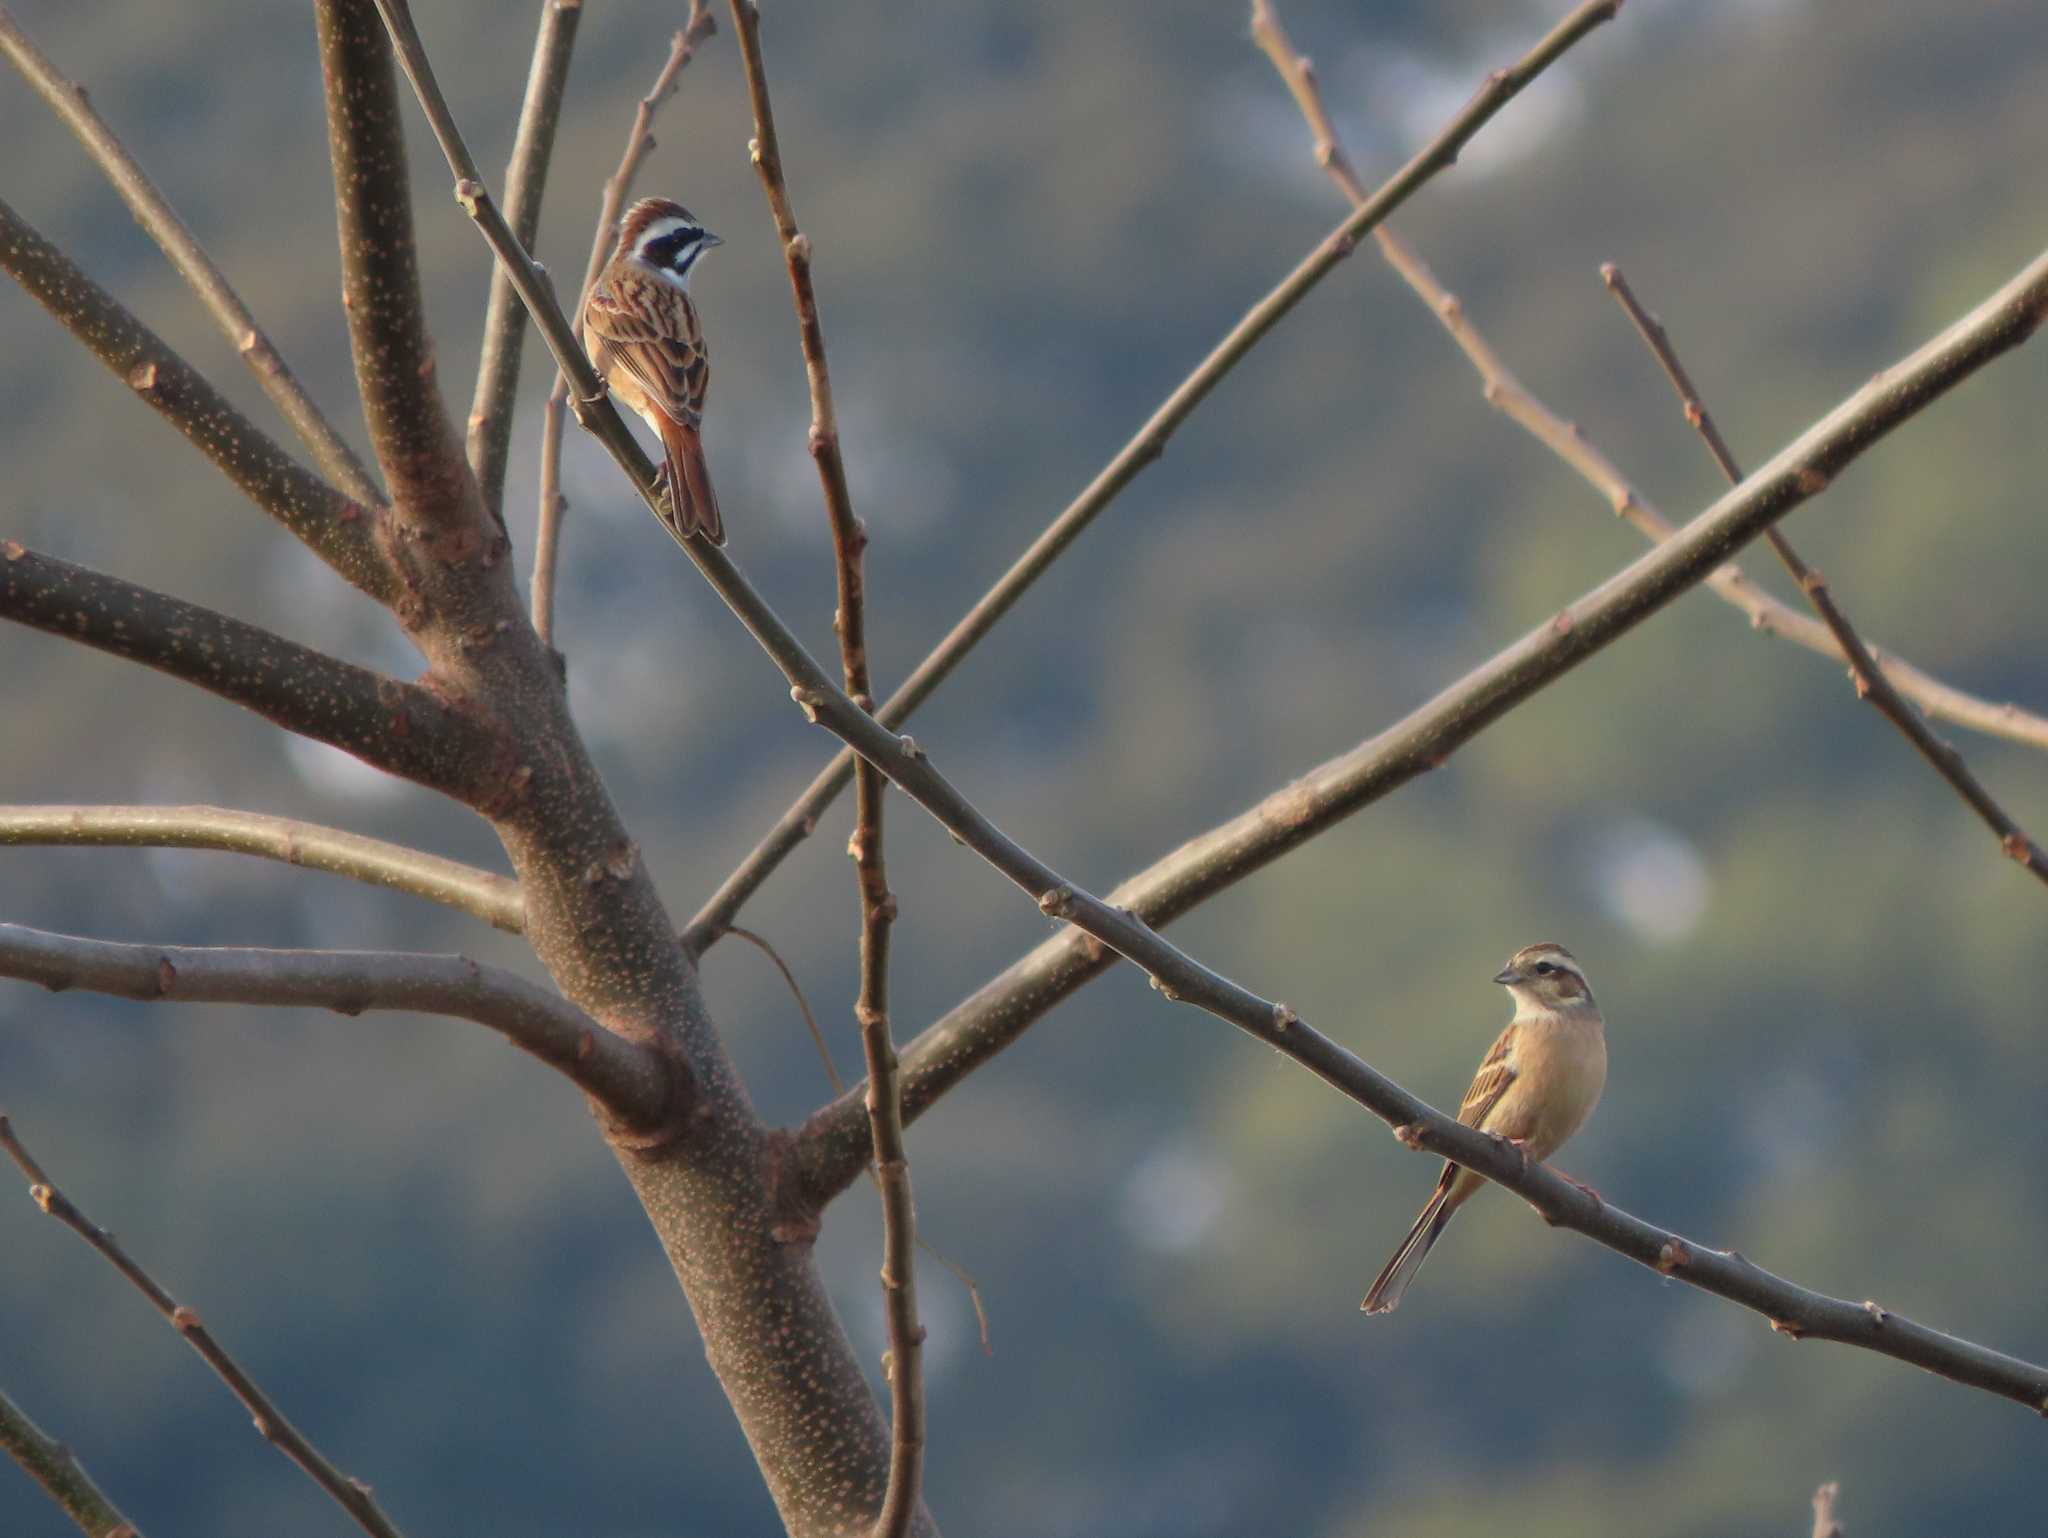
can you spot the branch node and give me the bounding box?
[899,734,926,761]
[1795,466,1831,495]
[126,360,159,392]
[1271,1001,1298,1032]
[1391,1122,1426,1151]
[1655,1239,1692,1274]
[454,176,485,213]
[2002,832,2030,863]
[1147,973,1180,1002]
[1863,1300,1890,1325]
[1037,885,1075,919]
[790,685,828,722]
[1770,1317,1807,1341]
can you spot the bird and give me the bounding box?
[1361,941,1608,1315]
[583,196,726,546]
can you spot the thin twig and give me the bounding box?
[316,0,485,533]
[726,7,920,1531]
[0,923,671,1125]
[533,5,715,644]
[0,197,393,601]
[0,804,523,933]
[468,0,582,517]
[728,924,841,1093]
[724,930,991,1356]
[1602,262,2048,885]
[1247,0,2048,757]
[679,0,1625,952]
[0,1117,410,1538]
[0,545,504,804]
[1811,1482,1845,1538]
[0,1383,141,1538]
[0,6,384,513]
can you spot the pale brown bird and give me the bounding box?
[1362,942,1608,1315]
[583,197,725,545]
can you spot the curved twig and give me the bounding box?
[0,805,523,932]
[680,0,1624,951]
[1247,0,2048,757]
[0,1382,141,1538]
[0,546,507,804]
[0,6,384,514]
[0,923,669,1123]
[467,0,581,517]
[0,1117,409,1538]
[1601,263,2048,885]
[0,196,392,600]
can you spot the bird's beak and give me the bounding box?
[703,231,725,249]
[1493,965,1519,986]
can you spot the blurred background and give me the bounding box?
[4,0,2046,1532]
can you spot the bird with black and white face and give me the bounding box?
[583,196,727,546]
[1361,942,1609,1315]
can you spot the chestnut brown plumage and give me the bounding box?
[584,197,725,545]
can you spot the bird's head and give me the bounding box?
[1494,942,1596,1013]
[619,197,723,288]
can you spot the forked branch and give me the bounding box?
[1601,263,2048,885]
[0,197,391,599]
[1248,0,2048,757]
[0,5,384,512]
[681,0,1626,949]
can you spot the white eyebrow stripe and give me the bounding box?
[637,217,693,245]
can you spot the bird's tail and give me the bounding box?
[1362,1170,1459,1315]
[658,417,725,546]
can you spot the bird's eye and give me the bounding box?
[1534,961,1555,975]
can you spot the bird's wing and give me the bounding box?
[585,278,710,428]
[1455,1022,1519,1130]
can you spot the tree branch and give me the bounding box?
[0,1382,140,1538]
[0,923,670,1124]
[0,545,508,803]
[1247,0,2048,757]
[317,0,488,543]
[0,804,523,933]
[0,1117,410,1538]
[0,6,385,513]
[789,242,2048,1208]
[0,196,394,601]
[726,8,922,1533]
[1601,263,2048,885]
[466,0,580,518]
[533,4,716,646]
[680,0,1624,951]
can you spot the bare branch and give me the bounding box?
[467,0,581,516]
[0,6,384,512]
[1811,1482,1845,1538]
[0,545,507,803]
[1602,263,2048,885]
[0,804,523,932]
[0,196,393,600]
[727,6,922,1530]
[1248,0,2048,757]
[0,1117,410,1538]
[0,922,670,1123]
[789,244,2048,1207]
[690,229,2048,1412]
[317,0,488,541]
[534,5,716,645]
[0,1383,141,1538]
[681,0,1624,951]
